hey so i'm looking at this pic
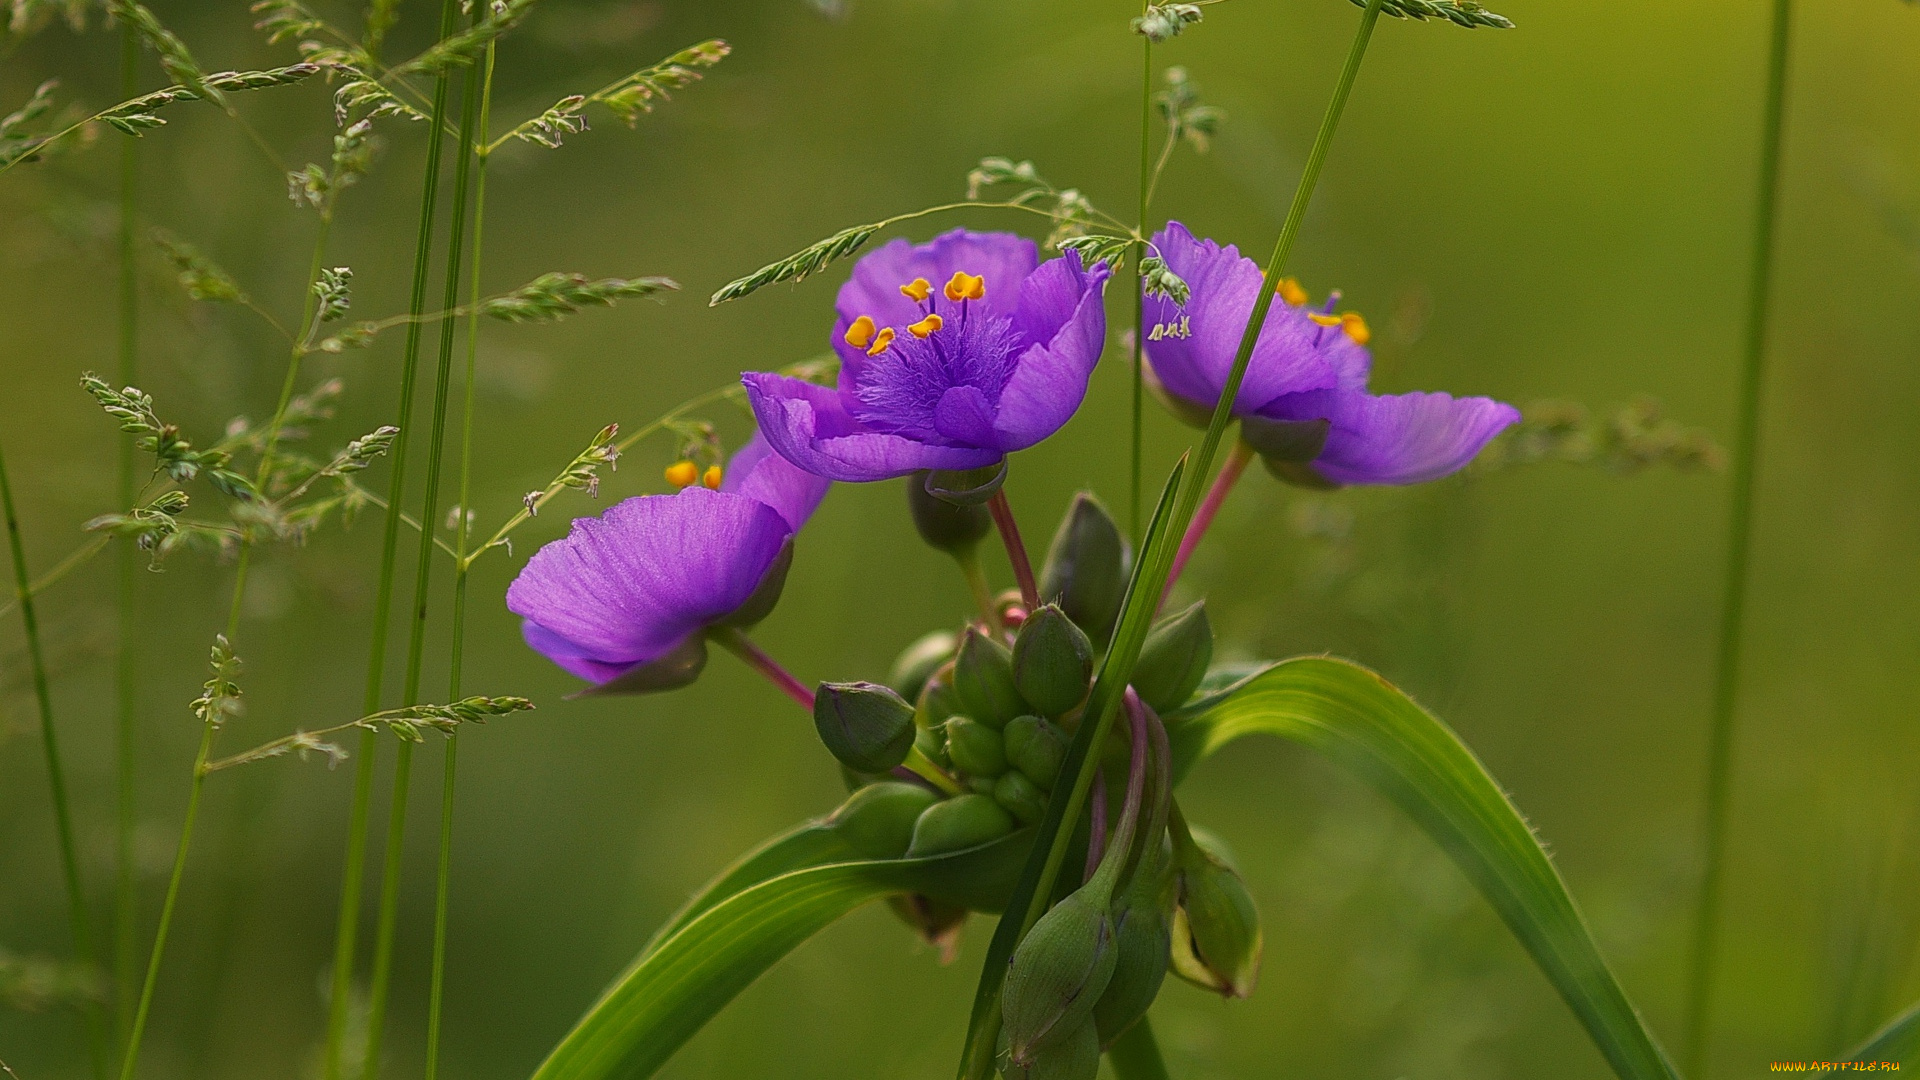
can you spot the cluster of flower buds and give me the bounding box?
[805,486,1263,1079]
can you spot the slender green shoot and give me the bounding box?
[323,2,466,1074]
[1131,26,1152,542]
[958,2,1387,1072]
[425,39,498,1080]
[363,19,485,1075]
[113,20,143,1052]
[1684,0,1795,1070]
[2,441,109,1079]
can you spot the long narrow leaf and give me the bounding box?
[1166,657,1679,1080]
[533,833,1028,1080]
[1848,999,1920,1064]
[642,822,851,953]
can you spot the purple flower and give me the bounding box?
[1142,221,1518,486]
[506,433,829,691]
[743,229,1112,483]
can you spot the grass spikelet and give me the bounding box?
[709,225,878,305]
[1359,0,1514,28]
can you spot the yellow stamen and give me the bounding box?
[867,326,896,356]
[1307,312,1343,327]
[844,315,877,350]
[701,465,724,489]
[900,278,933,302]
[944,271,986,302]
[1340,311,1371,345]
[908,313,944,338]
[1275,277,1309,306]
[664,460,698,489]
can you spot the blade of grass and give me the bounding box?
[2,441,110,1078]
[322,3,466,1075]
[363,14,485,1073]
[1684,0,1794,1069]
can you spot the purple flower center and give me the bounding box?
[849,284,1024,448]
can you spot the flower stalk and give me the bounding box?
[710,626,815,710]
[1163,438,1254,606]
[987,491,1040,610]
[113,18,143,1053]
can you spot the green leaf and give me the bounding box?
[1164,657,1678,1080]
[1848,998,1920,1064]
[530,832,1029,1080]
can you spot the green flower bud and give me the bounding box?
[1130,600,1213,713]
[952,626,1026,729]
[1169,827,1262,999]
[905,793,1015,857]
[1092,843,1175,1046]
[1012,604,1094,717]
[813,681,917,773]
[890,629,957,703]
[944,715,1008,778]
[1000,887,1118,1064]
[914,724,951,770]
[1000,1019,1100,1080]
[968,774,998,796]
[907,471,993,552]
[1038,493,1130,645]
[914,667,960,730]
[992,769,1048,825]
[829,782,939,860]
[1003,715,1068,790]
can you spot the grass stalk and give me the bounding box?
[1683,0,1795,1070]
[1130,31,1153,542]
[362,21,485,1075]
[957,4,1385,1073]
[113,19,142,1053]
[322,2,466,1074]
[424,41,497,1080]
[2,441,110,1079]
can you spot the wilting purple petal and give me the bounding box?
[1141,222,1339,417]
[722,432,831,531]
[744,371,1001,482]
[507,488,793,684]
[1258,389,1520,486]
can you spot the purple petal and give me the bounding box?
[507,489,793,682]
[744,371,1000,482]
[1260,388,1520,486]
[1141,222,1339,415]
[835,230,1041,334]
[722,431,831,532]
[990,254,1113,451]
[935,385,999,446]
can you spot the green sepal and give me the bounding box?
[890,629,958,703]
[1000,886,1118,1064]
[992,770,1049,825]
[945,715,1008,778]
[1012,604,1094,717]
[829,782,939,860]
[813,680,917,773]
[1038,492,1130,646]
[952,626,1027,728]
[907,794,1016,858]
[1130,600,1212,713]
[908,471,993,551]
[1004,715,1068,790]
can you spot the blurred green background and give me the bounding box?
[3,0,1919,1076]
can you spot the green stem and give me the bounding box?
[323,2,465,1074]
[113,19,142,1055]
[1105,1017,1171,1080]
[952,546,999,628]
[1131,32,1152,543]
[2,442,109,1078]
[364,22,485,1075]
[957,5,1385,1074]
[424,41,496,1080]
[1684,0,1794,1071]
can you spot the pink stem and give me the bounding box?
[710,627,814,711]
[1162,438,1255,608]
[1084,768,1108,884]
[987,489,1040,610]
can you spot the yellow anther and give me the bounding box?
[944,272,986,302]
[1340,311,1371,345]
[664,460,699,489]
[701,465,724,489]
[1307,312,1343,328]
[844,315,877,350]
[908,313,944,338]
[867,326,896,356]
[1275,277,1309,306]
[900,278,933,302]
